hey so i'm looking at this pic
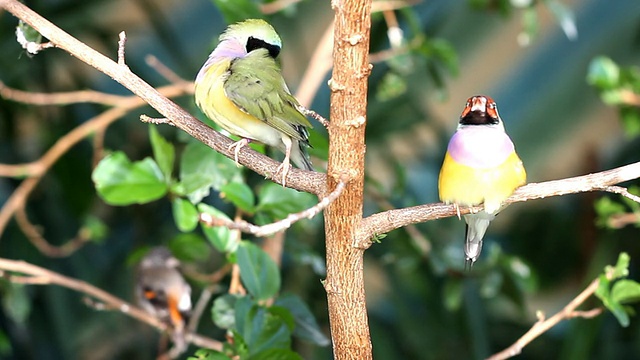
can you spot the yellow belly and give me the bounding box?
[438,151,526,214]
[194,60,283,147]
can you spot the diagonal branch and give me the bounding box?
[0,0,325,194]
[0,258,223,351]
[486,270,612,360]
[357,161,640,247]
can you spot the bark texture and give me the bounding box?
[324,0,373,359]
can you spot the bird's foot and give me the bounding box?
[454,203,461,220]
[228,138,251,167]
[275,161,291,187]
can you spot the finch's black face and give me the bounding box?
[246,36,280,59]
[459,95,500,126]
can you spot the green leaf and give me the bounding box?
[611,279,640,304]
[236,241,281,300]
[168,233,211,262]
[237,302,292,355]
[443,278,463,311]
[220,182,256,213]
[248,349,303,360]
[92,152,167,205]
[587,56,620,90]
[620,107,640,138]
[198,204,238,253]
[180,141,242,203]
[275,294,330,346]
[256,183,316,222]
[595,196,627,228]
[211,0,263,24]
[149,126,175,180]
[188,348,232,360]
[212,294,239,329]
[612,252,630,279]
[172,197,199,232]
[80,215,108,243]
[1,283,30,324]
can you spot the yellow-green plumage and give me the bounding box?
[194,19,313,185]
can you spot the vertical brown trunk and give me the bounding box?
[324,0,373,359]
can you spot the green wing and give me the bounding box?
[224,49,312,142]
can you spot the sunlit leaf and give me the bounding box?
[92,152,167,205]
[149,126,175,181]
[198,204,238,253]
[188,349,232,360]
[172,197,199,232]
[180,140,242,203]
[587,56,620,90]
[611,279,640,304]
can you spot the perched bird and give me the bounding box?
[136,247,192,350]
[438,96,526,267]
[194,19,313,185]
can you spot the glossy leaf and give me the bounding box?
[180,141,242,203]
[212,294,239,330]
[220,182,256,213]
[172,197,199,232]
[256,183,315,222]
[92,152,167,205]
[149,126,175,180]
[236,302,292,355]
[611,279,640,304]
[188,349,232,360]
[236,241,280,300]
[198,204,238,253]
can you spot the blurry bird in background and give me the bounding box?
[438,95,526,267]
[194,19,313,186]
[136,247,192,355]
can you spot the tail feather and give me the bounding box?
[290,139,313,171]
[463,212,495,268]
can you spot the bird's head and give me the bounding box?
[459,95,502,126]
[220,19,282,59]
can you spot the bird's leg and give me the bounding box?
[455,203,461,220]
[275,138,293,187]
[228,138,251,167]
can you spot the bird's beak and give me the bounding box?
[470,97,486,112]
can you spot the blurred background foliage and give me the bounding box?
[1,0,640,359]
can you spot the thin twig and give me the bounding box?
[15,207,91,257]
[0,257,223,351]
[602,185,640,203]
[0,84,190,237]
[0,80,130,106]
[297,104,330,128]
[486,271,611,360]
[608,212,640,229]
[199,178,347,236]
[140,114,175,126]
[145,55,193,91]
[117,31,127,67]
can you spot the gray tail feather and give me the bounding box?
[463,213,494,269]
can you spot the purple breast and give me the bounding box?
[447,126,515,169]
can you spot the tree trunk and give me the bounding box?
[324,0,373,359]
